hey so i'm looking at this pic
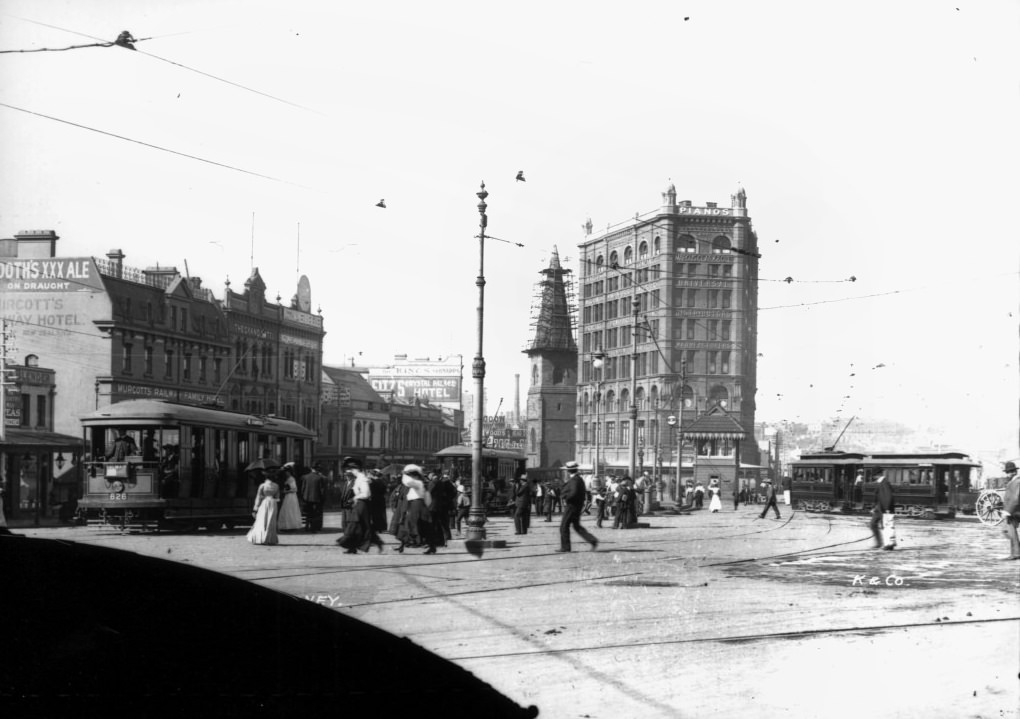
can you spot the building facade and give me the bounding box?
[575,184,760,487]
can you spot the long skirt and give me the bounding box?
[337,500,382,552]
[247,499,279,545]
[277,492,303,530]
[397,498,440,549]
[709,493,722,512]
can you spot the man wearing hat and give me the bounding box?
[758,477,781,520]
[869,467,896,550]
[299,463,327,532]
[556,461,598,552]
[338,457,360,530]
[1001,461,1020,560]
[512,473,532,535]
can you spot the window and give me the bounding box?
[213,358,222,385]
[708,351,717,374]
[183,353,192,381]
[709,290,719,309]
[36,395,46,428]
[687,320,696,340]
[606,421,616,445]
[624,246,633,264]
[122,342,133,374]
[635,386,645,409]
[164,349,174,379]
[709,320,719,340]
[620,421,630,446]
[180,308,188,331]
[723,265,733,278]
[721,351,730,374]
[687,263,698,277]
[687,289,698,308]
[712,236,732,254]
[681,384,695,408]
[722,320,731,340]
[678,235,697,253]
[685,350,696,373]
[144,346,153,376]
[596,255,604,272]
[620,355,631,379]
[723,290,732,309]
[709,264,720,277]
[380,424,388,448]
[199,355,207,382]
[609,250,619,267]
[171,306,178,329]
[355,421,363,446]
[21,394,30,426]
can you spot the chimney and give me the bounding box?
[106,249,125,278]
[15,230,60,259]
[142,265,179,288]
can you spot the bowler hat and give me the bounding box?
[342,456,362,470]
[1005,461,1017,474]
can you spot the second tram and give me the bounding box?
[78,399,315,531]
[789,450,980,518]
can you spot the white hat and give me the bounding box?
[403,464,423,477]
[565,461,579,470]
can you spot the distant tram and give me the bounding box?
[789,450,981,519]
[432,445,527,515]
[78,399,314,531]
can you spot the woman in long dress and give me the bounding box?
[336,467,384,554]
[247,470,280,545]
[708,479,723,513]
[277,465,303,531]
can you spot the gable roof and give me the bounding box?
[683,405,747,438]
[322,366,386,405]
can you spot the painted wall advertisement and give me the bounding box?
[367,359,462,408]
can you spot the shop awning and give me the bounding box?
[1,428,84,450]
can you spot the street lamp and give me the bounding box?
[592,352,604,478]
[467,182,489,542]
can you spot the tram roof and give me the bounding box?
[793,450,978,466]
[434,444,526,460]
[79,399,315,437]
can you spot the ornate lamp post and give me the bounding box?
[467,182,489,542]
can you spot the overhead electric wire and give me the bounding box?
[0,102,307,187]
[0,13,323,115]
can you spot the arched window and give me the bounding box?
[609,250,619,268]
[623,246,633,265]
[638,241,648,260]
[620,387,630,411]
[678,235,697,253]
[606,389,616,413]
[355,421,363,446]
[596,255,605,273]
[712,236,732,254]
[380,423,388,448]
[25,354,39,367]
[709,384,730,408]
[681,385,695,408]
[402,426,410,449]
[532,364,539,386]
[368,422,375,447]
[635,386,645,410]
[582,392,590,415]
[650,385,659,408]
[653,236,661,254]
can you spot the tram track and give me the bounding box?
[444,615,1020,662]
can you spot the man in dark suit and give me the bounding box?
[512,474,532,535]
[556,462,598,553]
[1001,461,1020,560]
[869,467,896,549]
[299,463,326,532]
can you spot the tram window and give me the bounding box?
[237,432,250,474]
[955,469,972,492]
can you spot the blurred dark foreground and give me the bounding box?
[0,535,539,718]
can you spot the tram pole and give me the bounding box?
[467,182,489,543]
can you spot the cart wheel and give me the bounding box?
[975,490,1006,526]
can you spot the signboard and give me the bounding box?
[4,386,19,427]
[366,358,462,409]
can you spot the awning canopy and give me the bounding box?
[1,428,84,451]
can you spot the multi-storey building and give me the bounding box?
[575,184,760,493]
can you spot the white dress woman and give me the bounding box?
[708,480,723,513]
[277,469,303,531]
[247,475,280,545]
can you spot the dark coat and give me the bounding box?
[873,479,895,513]
[561,473,586,508]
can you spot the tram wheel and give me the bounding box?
[975,490,1006,527]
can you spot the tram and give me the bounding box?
[789,450,981,519]
[78,399,315,531]
[433,445,527,515]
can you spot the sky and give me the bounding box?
[1,0,1018,456]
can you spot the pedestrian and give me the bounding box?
[758,478,781,520]
[733,481,741,510]
[613,477,636,529]
[593,476,609,528]
[338,461,357,531]
[543,478,557,522]
[1000,461,1020,560]
[708,478,722,513]
[106,428,138,461]
[556,461,599,552]
[868,467,896,550]
[398,464,438,554]
[298,463,326,532]
[693,481,705,509]
[453,476,471,534]
[247,468,280,545]
[336,461,384,554]
[853,471,865,504]
[277,462,303,531]
[512,474,532,535]
[426,471,454,545]
[0,482,15,536]
[368,470,389,534]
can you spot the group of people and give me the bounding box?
[247,461,328,546]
